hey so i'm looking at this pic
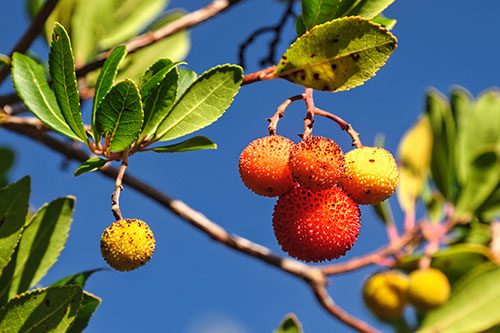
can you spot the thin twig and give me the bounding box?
[0,0,60,85]
[238,0,295,68]
[111,149,129,220]
[320,227,421,276]
[314,108,363,147]
[267,94,303,135]
[241,65,277,86]
[1,113,379,332]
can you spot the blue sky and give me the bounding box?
[1,0,500,332]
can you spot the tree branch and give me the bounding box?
[0,0,60,85]
[0,112,382,332]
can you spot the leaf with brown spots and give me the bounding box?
[275,16,397,92]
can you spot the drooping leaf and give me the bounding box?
[52,268,105,288]
[140,58,179,100]
[455,149,500,221]
[274,313,303,333]
[0,286,82,333]
[426,89,457,202]
[397,244,494,285]
[49,23,86,142]
[0,147,15,187]
[0,197,75,302]
[177,68,197,97]
[450,86,473,138]
[74,157,108,176]
[92,45,127,138]
[68,292,101,333]
[152,136,216,153]
[117,10,190,84]
[95,80,144,152]
[155,64,243,141]
[0,176,30,273]
[456,89,500,185]
[139,68,178,142]
[418,266,500,333]
[397,115,433,213]
[11,53,82,141]
[275,17,397,92]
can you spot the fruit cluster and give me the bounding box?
[363,268,451,321]
[239,135,399,262]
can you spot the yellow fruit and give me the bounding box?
[363,271,409,321]
[408,268,451,311]
[341,147,399,205]
[100,219,156,272]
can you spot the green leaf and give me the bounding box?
[0,176,30,273]
[275,17,397,92]
[155,64,243,141]
[68,292,101,333]
[274,313,303,333]
[450,86,473,139]
[0,197,75,302]
[426,89,457,201]
[152,136,217,153]
[397,115,433,213]
[116,10,190,84]
[140,58,179,100]
[301,0,338,31]
[11,53,82,141]
[139,68,178,142]
[456,89,500,186]
[295,14,306,36]
[43,0,78,42]
[97,0,168,50]
[397,244,494,285]
[52,269,104,288]
[72,0,168,63]
[49,23,86,142]
[418,266,500,333]
[455,149,500,221]
[0,286,82,332]
[177,68,197,97]
[95,80,144,152]
[92,45,127,139]
[478,185,500,222]
[0,147,15,187]
[372,14,397,30]
[334,0,395,19]
[74,157,108,176]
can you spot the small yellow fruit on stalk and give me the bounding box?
[363,270,410,321]
[341,147,399,205]
[408,268,451,311]
[100,219,156,272]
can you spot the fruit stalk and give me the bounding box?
[111,149,129,220]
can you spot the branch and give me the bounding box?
[1,112,379,332]
[111,149,129,220]
[0,0,60,85]
[320,227,421,276]
[314,108,363,148]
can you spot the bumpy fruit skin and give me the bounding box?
[341,147,399,205]
[100,219,156,272]
[288,136,345,189]
[363,271,410,321]
[408,268,451,311]
[239,135,294,197]
[272,185,360,262]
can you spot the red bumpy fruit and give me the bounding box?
[272,185,361,262]
[288,136,344,189]
[239,135,294,197]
